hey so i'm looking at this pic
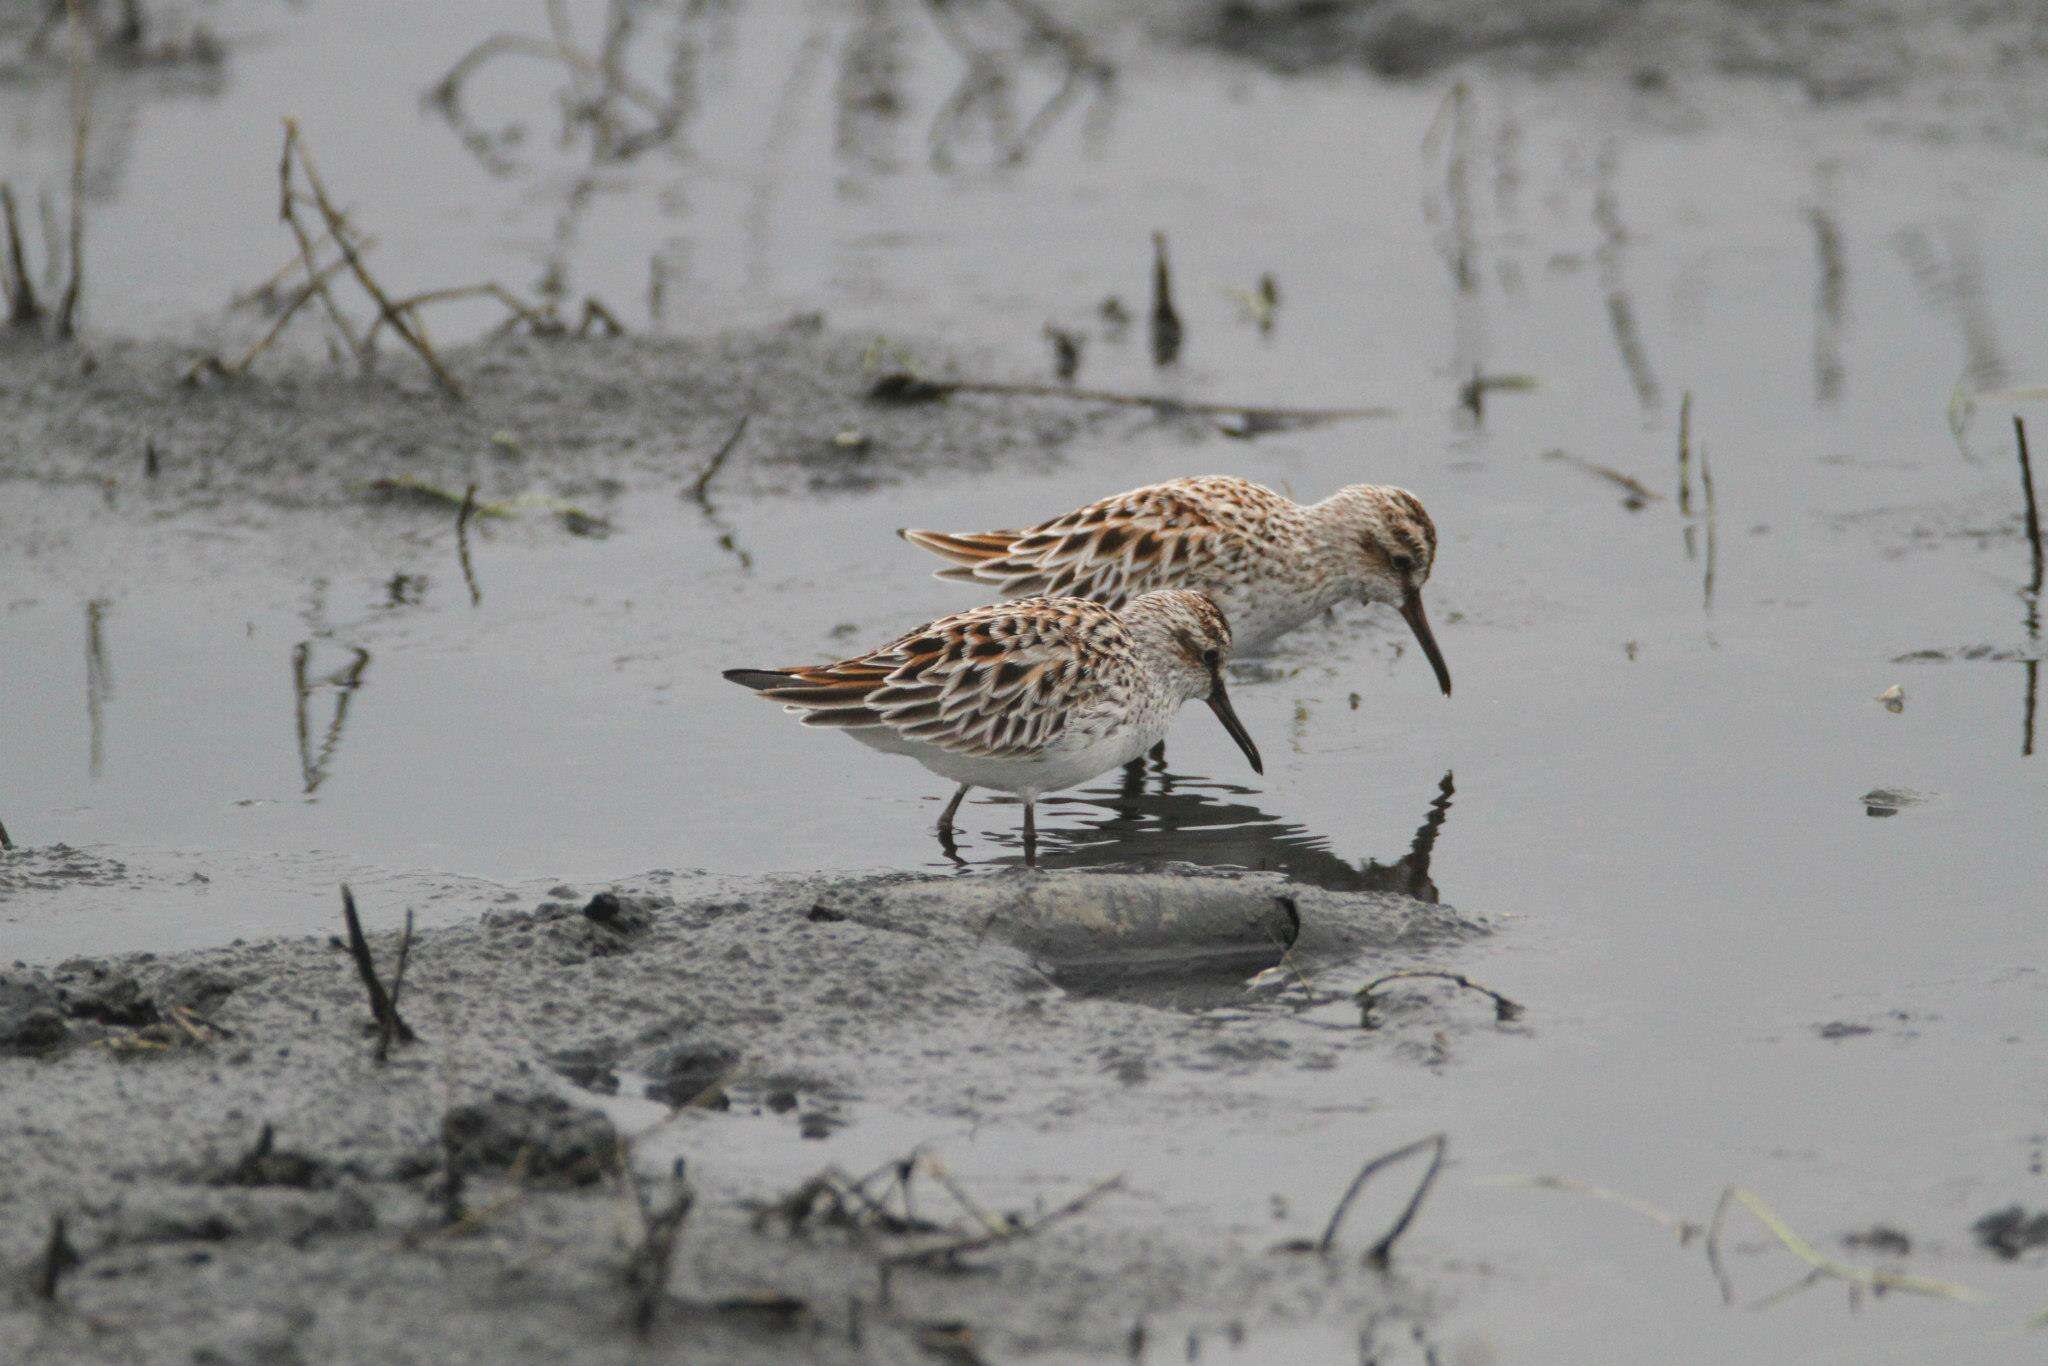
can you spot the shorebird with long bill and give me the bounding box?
[899,475,1452,697]
[724,590,1262,866]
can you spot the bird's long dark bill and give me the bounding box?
[1206,669,1264,775]
[1399,590,1453,697]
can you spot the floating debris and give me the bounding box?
[1877,684,1905,713]
[1860,787,1927,817]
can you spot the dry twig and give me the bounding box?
[34,1214,79,1300]
[1356,970,1523,1028]
[1284,1133,1448,1267]
[1,185,42,327]
[687,413,750,506]
[880,1173,1122,1269]
[456,483,482,608]
[283,120,463,397]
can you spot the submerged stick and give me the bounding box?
[34,1214,79,1300]
[880,1173,1122,1268]
[340,884,416,1055]
[186,246,368,385]
[1542,449,1662,508]
[2016,417,2043,598]
[1705,1186,1984,1306]
[1313,1132,1448,1267]
[1,184,42,327]
[1356,969,1523,1028]
[456,483,482,608]
[867,372,1390,423]
[284,120,464,398]
[1677,391,1693,515]
[1149,230,1181,367]
[1700,443,1718,610]
[687,413,750,506]
[55,0,88,338]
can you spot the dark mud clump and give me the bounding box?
[1973,1206,2048,1260]
[1189,0,2048,98]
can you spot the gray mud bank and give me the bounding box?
[1,867,1488,1364]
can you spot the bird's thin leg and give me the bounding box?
[1022,799,1037,869]
[937,783,971,833]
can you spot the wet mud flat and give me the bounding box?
[0,868,1489,1364]
[0,321,1095,521]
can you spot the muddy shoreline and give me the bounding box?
[1,868,1487,1364]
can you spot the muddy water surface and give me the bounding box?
[4,1,2048,1360]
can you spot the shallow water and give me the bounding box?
[5,1,2048,1360]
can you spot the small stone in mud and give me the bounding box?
[442,1094,619,1186]
[806,903,848,923]
[644,1041,742,1108]
[1843,1224,1912,1255]
[1973,1205,2048,1259]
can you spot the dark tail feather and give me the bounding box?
[723,669,798,692]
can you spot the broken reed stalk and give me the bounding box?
[1542,449,1662,506]
[867,373,1391,424]
[918,1154,1009,1239]
[455,483,482,607]
[377,909,416,1062]
[283,120,465,398]
[1313,1133,1447,1267]
[687,413,750,505]
[34,1214,79,1300]
[2016,417,2044,598]
[1,184,42,327]
[1356,969,1523,1028]
[1149,230,1182,367]
[187,245,368,385]
[339,884,417,1056]
[56,0,88,338]
[1700,443,1717,610]
[1677,391,1693,515]
[626,1165,694,1338]
[275,124,364,367]
[1705,1186,1984,1306]
[880,1173,1123,1269]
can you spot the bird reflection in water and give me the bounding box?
[940,765,1455,901]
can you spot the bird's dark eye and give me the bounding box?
[1202,648,1220,667]
[1390,553,1415,574]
